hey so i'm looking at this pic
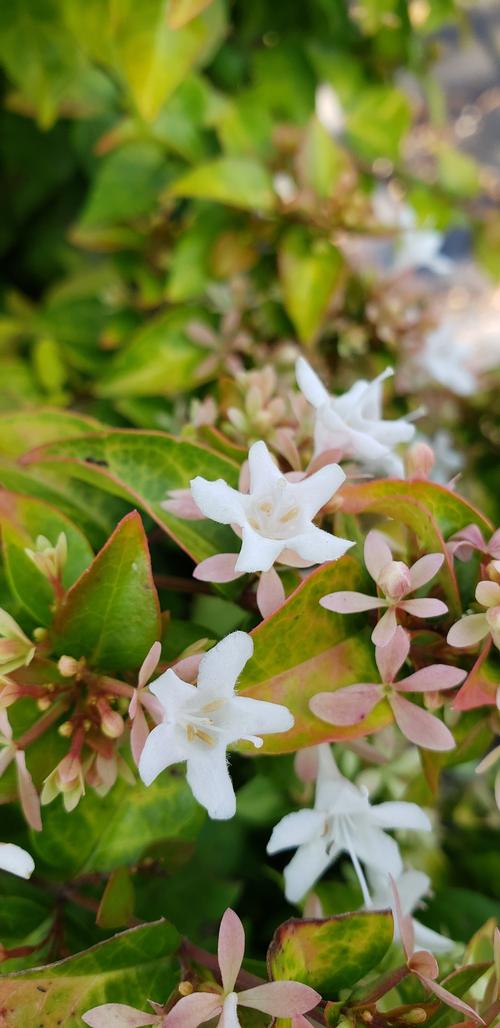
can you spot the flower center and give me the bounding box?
[180,699,227,747]
[378,560,411,602]
[247,481,301,540]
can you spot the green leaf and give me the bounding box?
[0,920,180,1027]
[96,308,209,398]
[51,511,161,671]
[31,771,202,876]
[437,145,480,199]
[341,479,493,613]
[23,429,240,563]
[169,156,276,211]
[279,226,344,345]
[238,557,390,755]
[0,489,93,625]
[168,0,215,29]
[79,142,175,227]
[346,85,411,161]
[97,867,135,930]
[110,0,226,122]
[300,118,351,198]
[267,911,394,997]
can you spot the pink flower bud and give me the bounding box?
[406,442,435,480]
[378,561,412,602]
[97,699,125,739]
[58,655,84,678]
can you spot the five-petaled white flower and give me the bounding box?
[0,843,34,879]
[191,439,353,575]
[138,632,294,820]
[267,744,430,904]
[367,869,454,954]
[296,358,415,477]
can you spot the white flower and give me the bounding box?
[372,187,451,276]
[190,440,353,575]
[0,843,34,879]
[367,869,454,954]
[296,358,415,476]
[139,632,294,820]
[267,745,430,904]
[417,292,500,397]
[315,83,345,137]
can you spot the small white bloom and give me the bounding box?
[267,745,430,904]
[372,187,451,276]
[0,843,34,879]
[139,632,294,820]
[419,309,500,397]
[367,869,454,954]
[191,440,353,574]
[315,83,345,137]
[296,358,415,476]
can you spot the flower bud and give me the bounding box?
[97,699,125,739]
[378,560,412,602]
[178,982,194,997]
[406,442,435,480]
[25,532,67,583]
[401,1010,427,1024]
[58,655,85,678]
[0,610,35,675]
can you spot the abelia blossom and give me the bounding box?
[296,358,415,477]
[368,869,454,954]
[139,632,294,820]
[447,581,500,653]
[320,530,447,646]
[371,187,452,277]
[0,609,35,675]
[267,744,430,904]
[83,909,321,1028]
[24,531,67,583]
[310,627,464,751]
[447,524,500,564]
[0,711,41,830]
[0,843,34,879]
[190,439,352,576]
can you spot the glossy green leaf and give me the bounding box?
[300,118,351,198]
[96,308,209,398]
[23,430,240,563]
[97,867,135,930]
[168,156,276,211]
[267,911,394,997]
[346,85,411,161]
[79,142,174,227]
[51,511,160,671]
[0,920,180,1027]
[279,226,344,345]
[31,771,203,876]
[0,489,93,625]
[238,557,390,755]
[168,0,215,29]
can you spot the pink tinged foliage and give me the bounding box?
[310,627,464,751]
[390,878,484,1025]
[161,908,321,1027]
[320,531,447,645]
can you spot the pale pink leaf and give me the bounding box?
[320,591,385,614]
[310,684,382,726]
[375,626,410,684]
[193,553,242,583]
[408,553,444,591]
[82,1003,160,1027]
[399,598,448,619]
[218,908,245,994]
[138,641,162,689]
[390,695,455,751]
[372,607,398,647]
[397,665,466,693]
[15,751,42,831]
[238,981,321,1016]
[256,568,286,619]
[364,530,394,582]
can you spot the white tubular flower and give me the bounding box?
[0,843,34,879]
[139,632,294,820]
[267,745,430,904]
[372,187,452,277]
[296,358,415,477]
[191,440,353,575]
[367,869,454,954]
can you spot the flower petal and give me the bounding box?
[375,626,410,684]
[420,977,484,1023]
[190,477,245,526]
[364,531,394,583]
[0,843,34,879]
[408,553,444,591]
[320,591,385,614]
[82,1005,160,1027]
[218,992,240,1028]
[163,992,223,1028]
[235,525,283,574]
[289,526,354,567]
[399,598,448,619]
[194,554,242,583]
[292,463,346,518]
[296,356,330,408]
[138,724,188,786]
[447,614,489,648]
[267,810,325,854]
[218,909,245,994]
[371,801,431,835]
[230,696,294,739]
[310,684,382,726]
[390,694,455,751]
[148,668,196,712]
[413,920,454,955]
[247,440,283,490]
[15,750,42,832]
[283,840,334,903]
[349,825,403,877]
[397,665,466,693]
[238,981,321,1017]
[372,607,398,647]
[256,568,286,618]
[186,747,236,820]
[476,580,500,609]
[197,632,253,695]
